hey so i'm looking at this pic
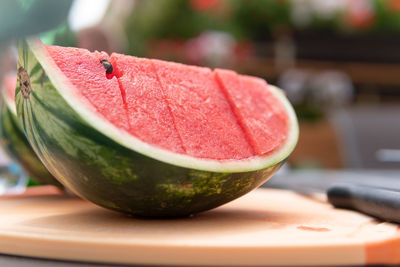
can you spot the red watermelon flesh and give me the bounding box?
[214,69,288,155]
[45,46,130,132]
[152,59,253,159]
[110,54,185,154]
[45,45,289,160]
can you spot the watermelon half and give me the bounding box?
[0,73,62,187]
[15,39,298,217]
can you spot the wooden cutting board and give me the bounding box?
[0,186,399,266]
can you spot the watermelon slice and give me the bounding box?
[0,73,61,187]
[15,39,298,216]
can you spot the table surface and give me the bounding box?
[1,169,399,267]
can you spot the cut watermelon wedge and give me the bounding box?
[15,39,298,216]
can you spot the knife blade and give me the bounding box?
[328,183,400,223]
[265,170,400,223]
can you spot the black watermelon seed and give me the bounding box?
[100,59,113,74]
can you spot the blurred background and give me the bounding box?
[0,0,399,191]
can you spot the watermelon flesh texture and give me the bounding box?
[110,55,185,154]
[215,69,288,155]
[45,46,288,160]
[152,59,253,159]
[45,46,130,132]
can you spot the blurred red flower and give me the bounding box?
[190,0,219,11]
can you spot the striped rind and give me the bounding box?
[0,95,61,187]
[15,39,296,216]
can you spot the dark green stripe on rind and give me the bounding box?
[0,95,62,187]
[15,41,285,217]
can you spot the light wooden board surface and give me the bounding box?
[0,186,399,266]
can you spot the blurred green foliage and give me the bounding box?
[126,0,228,55]
[229,1,291,40]
[125,0,400,56]
[40,22,77,47]
[125,0,292,55]
[374,0,400,32]
[0,0,72,44]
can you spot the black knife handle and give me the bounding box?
[327,183,400,223]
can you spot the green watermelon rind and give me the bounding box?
[26,39,299,173]
[15,39,298,216]
[0,76,62,187]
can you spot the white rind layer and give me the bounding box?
[29,39,299,173]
